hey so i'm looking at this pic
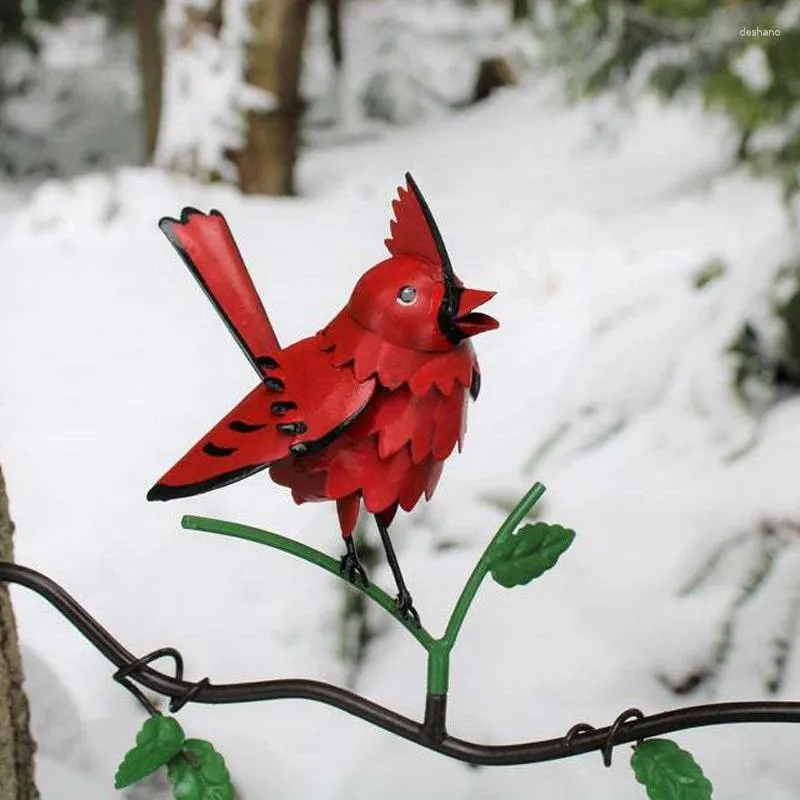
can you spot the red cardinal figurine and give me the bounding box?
[148,174,498,624]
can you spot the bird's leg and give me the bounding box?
[374,515,421,626]
[339,536,369,588]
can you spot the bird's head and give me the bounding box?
[347,174,498,353]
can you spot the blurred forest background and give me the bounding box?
[1,0,800,798]
[0,0,794,198]
[1,0,798,373]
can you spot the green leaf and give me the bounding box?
[631,738,713,800]
[115,714,186,789]
[168,739,235,800]
[488,522,575,588]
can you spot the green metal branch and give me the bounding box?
[425,481,547,694]
[183,481,548,698]
[442,481,546,648]
[181,515,436,650]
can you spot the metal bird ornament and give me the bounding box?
[148,174,499,624]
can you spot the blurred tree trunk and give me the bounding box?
[324,0,359,132]
[473,57,517,102]
[0,466,38,800]
[327,0,343,69]
[511,0,531,21]
[134,0,165,162]
[156,0,309,195]
[0,1,25,43]
[236,0,312,195]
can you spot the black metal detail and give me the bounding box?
[202,442,237,457]
[114,647,184,716]
[438,285,467,346]
[404,173,455,284]
[563,723,596,752]
[113,647,212,716]
[422,694,447,745]
[277,422,308,436]
[602,708,644,767]
[470,369,481,400]
[157,210,279,376]
[375,514,421,626]
[6,561,800,768]
[403,174,465,347]
[146,462,271,501]
[255,356,279,370]
[229,420,267,433]
[264,377,285,393]
[271,401,298,416]
[340,537,370,587]
[287,406,366,458]
[170,677,211,713]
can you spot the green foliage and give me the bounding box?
[642,0,708,21]
[117,715,235,799]
[631,738,713,800]
[115,715,186,789]
[692,257,726,289]
[488,521,575,588]
[727,261,800,404]
[0,0,132,51]
[539,0,800,201]
[727,321,769,396]
[168,740,235,800]
[776,273,800,380]
[650,63,690,100]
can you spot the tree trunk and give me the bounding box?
[235,0,312,195]
[0,466,38,800]
[473,57,517,103]
[327,0,343,69]
[511,0,531,22]
[134,0,165,163]
[0,0,25,45]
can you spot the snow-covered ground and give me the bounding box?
[2,55,800,800]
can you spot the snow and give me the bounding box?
[302,0,511,127]
[3,25,800,800]
[156,0,275,182]
[730,45,772,94]
[0,16,140,182]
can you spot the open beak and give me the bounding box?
[454,288,499,338]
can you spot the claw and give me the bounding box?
[339,551,369,588]
[395,589,421,627]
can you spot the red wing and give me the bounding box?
[148,384,287,500]
[159,208,281,376]
[148,337,376,501]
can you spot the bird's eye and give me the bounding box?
[396,286,417,305]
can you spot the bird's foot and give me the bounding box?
[395,589,421,627]
[339,552,370,588]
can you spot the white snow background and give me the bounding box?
[2,8,800,800]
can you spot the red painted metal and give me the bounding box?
[148,174,498,540]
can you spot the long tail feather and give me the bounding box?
[159,208,281,376]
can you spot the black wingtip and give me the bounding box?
[146,463,273,503]
[146,483,173,502]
